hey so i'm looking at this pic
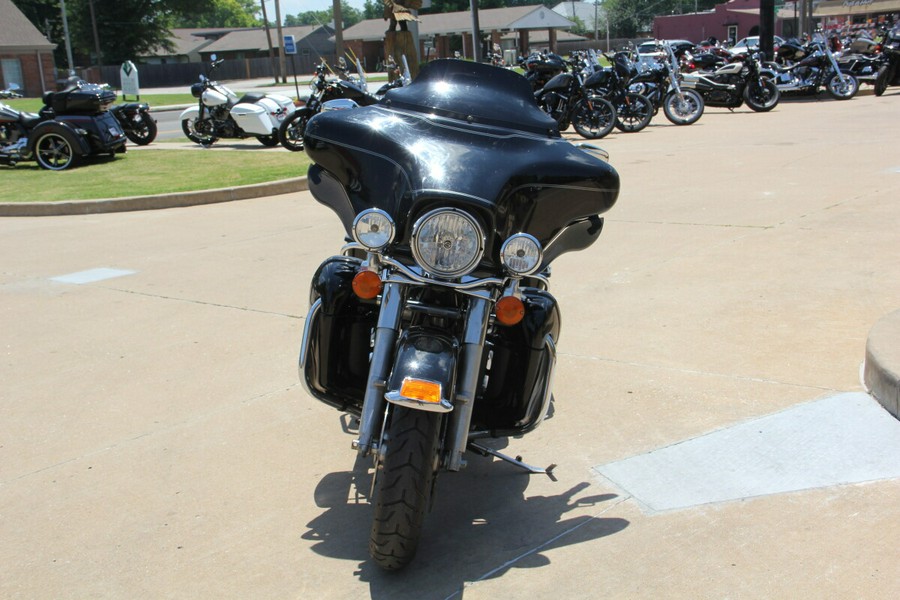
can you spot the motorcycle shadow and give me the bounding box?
[302,447,629,596]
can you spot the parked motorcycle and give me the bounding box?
[109,101,157,145]
[181,57,295,147]
[0,81,126,170]
[0,83,23,99]
[583,51,655,132]
[761,34,859,100]
[521,51,567,91]
[627,42,705,125]
[681,50,780,111]
[298,59,620,570]
[279,59,404,151]
[874,23,900,96]
[533,55,617,139]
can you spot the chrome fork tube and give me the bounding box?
[445,296,491,471]
[354,281,403,455]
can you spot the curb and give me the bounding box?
[864,309,900,420]
[0,176,308,217]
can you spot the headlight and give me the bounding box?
[353,208,395,250]
[411,208,484,278]
[500,233,543,276]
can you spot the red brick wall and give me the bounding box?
[1,51,57,97]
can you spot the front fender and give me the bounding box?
[179,106,200,121]
[386,328,458,413]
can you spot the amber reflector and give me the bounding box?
[352,270,382,299]
[495,295,525,326]
[400,378,442,403]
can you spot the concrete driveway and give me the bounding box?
[2,90,899,599]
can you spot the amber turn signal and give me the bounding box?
[399,378,443,404]
[495,295,525,326]
[352,270,382,299]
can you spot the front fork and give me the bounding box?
[353,283,491,473]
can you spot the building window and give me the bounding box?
[726,25,738,44]
[1,58,23,89]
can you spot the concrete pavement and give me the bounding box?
[2,90,899,598]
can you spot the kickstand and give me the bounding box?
[468,441,557,482]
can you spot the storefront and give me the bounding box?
[814,0,900,33]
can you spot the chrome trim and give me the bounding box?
[297,298,323,396]
[500,233,543,277]
[385,391,454,413]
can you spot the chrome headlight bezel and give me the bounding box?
[500,233,543,276]
[352,208,395,251]
[410,208,485,279]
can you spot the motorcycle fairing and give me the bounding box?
[304,60,619,270]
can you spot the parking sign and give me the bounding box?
[283,35,296,55]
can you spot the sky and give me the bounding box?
[275,0,367,18]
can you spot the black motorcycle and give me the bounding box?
[681,50,780,112]
[520,51,567,91]
[279,61,398,151]
[583,51,655,132]
[298,59,620,570]
[627,42,705,125]
[533,55,617,139]
[761,35,859,100]
[0,81,126,170]
[875,23,900,96]
[60,79,157,145]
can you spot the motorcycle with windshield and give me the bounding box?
[626,42,705,125]
[298,59,620,570]
[180,57,295,146]
[583,51,655,132]
[874,23,900,96]
[279,58,406,151]
[533,53,617,139]
[760,33,859,100]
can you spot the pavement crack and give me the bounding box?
[101,286,305,319]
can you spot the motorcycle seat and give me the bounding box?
[236,93,266,105]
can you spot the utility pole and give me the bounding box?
[261,0,277,80]
[470,0,482,63]
[333,0,345,62]
[59,0,76,76]
[275,0,286,83]
[88,0,102,66]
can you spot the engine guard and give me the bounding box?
[385,329,458,413]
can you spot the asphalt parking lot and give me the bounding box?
[2,89,899,599]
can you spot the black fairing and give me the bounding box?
[303,59,619,272]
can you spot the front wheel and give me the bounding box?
[571,97,616,139]
[826,73,858,100]
[743,78,780,112]
[662,89,704,125]
[278,109,311,151]
[124,110,157,145]
[874,65,890,96]
[369,406,442,571]
[614,92,653,133]
[181,117,217,146]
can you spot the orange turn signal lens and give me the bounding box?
[495,295,525,326]
[351,270,382,299]
[399,378,442,403]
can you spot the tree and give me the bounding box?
[173,0,261,27]
[284,1,361,28]
[13,0,216,66]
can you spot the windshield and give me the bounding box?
[381,59,557,137]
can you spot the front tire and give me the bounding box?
[614,92,653,133]
[663,89,704,125]
[743,78,780,112]
[874,66,890,96]
[181,117,217,146]
[826,73,858,100]
[278,109,311,151]
[124,111,157,145]
[571,97,615,139]
[256,134,279,147]
[369,406,441,571]
[33,130,83,170]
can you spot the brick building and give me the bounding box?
[0,0,56,97]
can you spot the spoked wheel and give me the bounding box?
[826,73,858,100]
[256,134,279,147]
[181,117,217,146]
[663,89,704,125]
[124,111,157,145]
[743,78,780,112]
[614,92,653,133]
[571,97,616,139]
[369,406,442,571]
[278,109,311,151]
[33,130,83,170]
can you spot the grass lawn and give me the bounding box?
[0,149,310,203]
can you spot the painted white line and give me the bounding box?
[593,392,900,512]
[50,268,137,285]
